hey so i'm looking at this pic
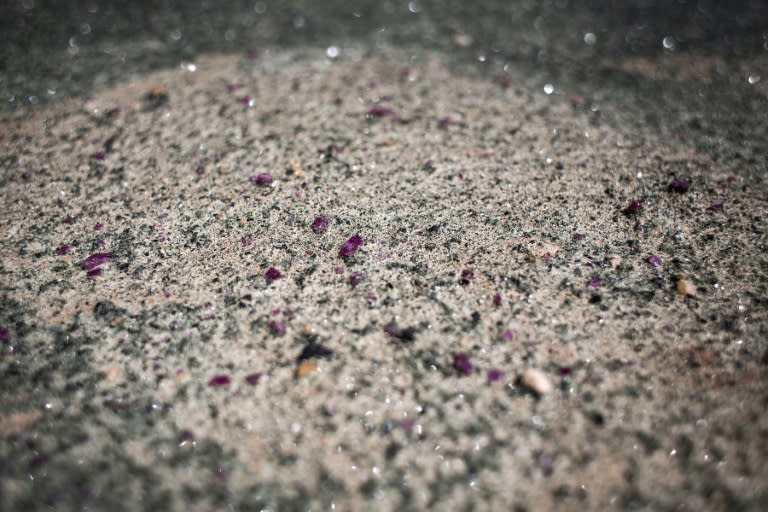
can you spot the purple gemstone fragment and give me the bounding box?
[670,177,691,193]
[250,172,273,186]
[82,252,112,270]
[368,106,396,118]
[0,328,9,343]
[587,278,602,288]
[312,216,330,233]
[493,293,502,306]
[57,245,72,255]
[487,369,505,383]
[624,200,643,216]
[264,267,283,284]
[339,235,364,259]
[244,372,262,385]
[267,320,286,336]
[207,375,231,388]
[90,151,106,161]
[348,272,363,287]
[647,254,663,268]
[453,352,474,375]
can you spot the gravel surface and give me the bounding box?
[1,2,768,511]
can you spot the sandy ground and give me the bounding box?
[1,47,767,510]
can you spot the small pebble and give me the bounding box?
[521,369,553,396]
[295,360,317,378]
[676,278,697,296]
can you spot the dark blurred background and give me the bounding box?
[1,0,766,106]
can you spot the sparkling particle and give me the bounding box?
[238,95,254,107]
[453,352,474,375]
[669,176,691,193]
[326,46,340,59]
[207,375,231,388]
[748,74,761,85]
[264,267,283,284]
[503,330,517,341]
[587,278,602,288]
[543,83,554,95]
[487,369,505,383]
[584,32,597,45]
[250,172,273,186]
[312,216,330,233]
[647,254,663,268]
[662,36,676,50]
[339,235,364,259]
[241,234,254,246]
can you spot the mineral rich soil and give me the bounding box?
[1,46,766,510]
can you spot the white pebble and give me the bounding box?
[522,369,553,396]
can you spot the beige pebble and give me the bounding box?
[295,360,317,379]
[522,369,554,396]
[103,366,122,382]
[676,278,697,296]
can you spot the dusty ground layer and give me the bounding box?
[1,49,767,511]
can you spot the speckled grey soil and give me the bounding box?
[1,45,767,511]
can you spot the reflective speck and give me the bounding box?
[662,36,676,50]
[748,74,761,84]
[584,32,597,45]
[326,46,340,59]
[408,2,421,14]
[543,83,554,95]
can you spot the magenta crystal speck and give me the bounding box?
[453,352,474,375]
[82,252,113,270]
[90,151,107,160]
[244,373,262,385]
[339,235,364,258]
[587,278,602,288]
[264,267,283,284]
[348,271,363,287]
[493,293,502,306]
[0,328,10,342]
[624,200,643,216]
[647,254,663,268]
[250,173,273,186]
[56,245,72,255]
[267,320,286,336]
[207,375,231,388]
[312,216,330,233]
[487,369,505,383]
[669,176,691,193]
